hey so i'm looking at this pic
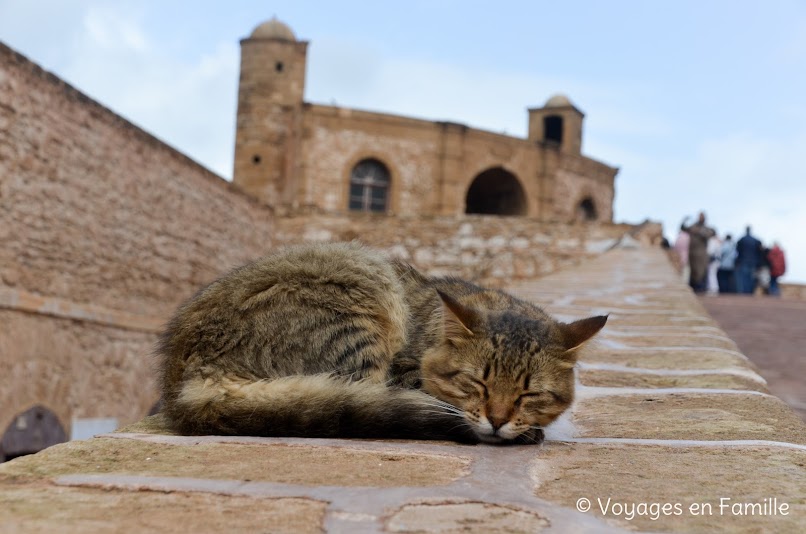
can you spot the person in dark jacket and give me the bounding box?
[735,226,763,294]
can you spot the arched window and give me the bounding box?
[578,197,597,221]
[544,115,563,145]
[348,159,390,213]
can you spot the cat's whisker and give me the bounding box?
[419,399,462,410]
[420,404,464,416]
[420,411,466,419]
[420,407,465,418]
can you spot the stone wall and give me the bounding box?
[294,105,617,222]
[552,153,616,222]
[0,42,274,435]
[274,213,632,287]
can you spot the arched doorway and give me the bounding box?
[577,197,597,221]
[1,405,67,462]
[465,167,527,216]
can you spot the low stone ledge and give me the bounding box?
[599,333,739,351]
[573,392,806,444]
[0,435,471,489]
[578,369,770,393]
[579,348,756,373]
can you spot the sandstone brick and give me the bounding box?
[578,369,769,393]
[532,443,806,532]
[0,437,470,488]
[0,484,326,534]
[574,393,806,444]
[387,502,550,533]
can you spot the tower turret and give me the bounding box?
[527,94,585,155]
[233,18,308,206]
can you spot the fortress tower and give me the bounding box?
[233,18,308,207]
[231,19,615,222]
[527,94,585,154]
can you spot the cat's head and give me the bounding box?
[420,291,606,444]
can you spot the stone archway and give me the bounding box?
[1,405,67,462]
[577,197,597,221]
[465,167,527,216]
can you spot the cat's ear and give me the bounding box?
[559,315,608,353]
[436,290,480,341]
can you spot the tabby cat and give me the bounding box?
[158,242,606,444]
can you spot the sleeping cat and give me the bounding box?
[157,242,606,444]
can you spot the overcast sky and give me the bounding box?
[2,1,805,282]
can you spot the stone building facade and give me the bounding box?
[233,18,618,222]
[0,19,624,460]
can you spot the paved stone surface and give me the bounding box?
[533,442,806,532]
[1,245,805,533]
[700,295,806,421]
[574,392,806,444]
[0,434,470,488]
[579,369,769,392]
[0,484,327,534]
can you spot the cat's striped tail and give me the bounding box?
[164,373,479,443]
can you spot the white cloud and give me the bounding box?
[82,5,148,52]
[49,5,240,177]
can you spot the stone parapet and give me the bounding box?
[2,245,803,532]
[274,214,633,288]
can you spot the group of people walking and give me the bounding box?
[672,212,786,296]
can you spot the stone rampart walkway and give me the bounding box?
[700,294,806,421]
[1,246,804,533]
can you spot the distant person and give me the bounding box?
[757,245,772,295]
[717,234,737,293]
[673,223,691,283]
[682,212,716,293]
[735,226,762,294]
[767,242,786,297]
[706,233,722,295]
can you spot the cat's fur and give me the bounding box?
[157,242,606,444]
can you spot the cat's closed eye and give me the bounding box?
[519,391,565,405]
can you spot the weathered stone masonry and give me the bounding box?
[0,41,273,437]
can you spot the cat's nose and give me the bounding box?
[486,403,511,432]
[488,414,508,432]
